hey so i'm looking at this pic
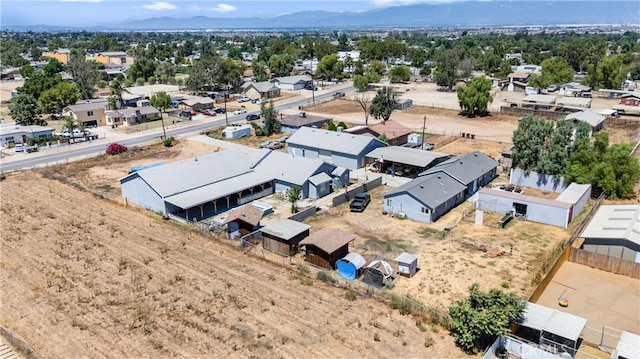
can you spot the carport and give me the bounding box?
[365,146,451,178]
[517,302,587,357]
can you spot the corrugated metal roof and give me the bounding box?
[616,331,640,359]
[366,146,451,167]
[479,188,573,209]
[254,150,330,186]
[385,172,467,209]
[395,252,417,264]
[520,302,587,342]
[420,151,497,185]
[260,218,311,241]
[180,97,214,107]
[128,149,269,198]
[341,252,366,269]
[555,183,591,204]
[522,94,557,104]
[565,110,605,127]
[580,205,640,246]
[164,172,273,209]
[556,97,592,107]
[308,172,332,186]
[286,126,387,157]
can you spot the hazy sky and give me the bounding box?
[1,0,556,27]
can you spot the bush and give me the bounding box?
[136,77,145,86]
[106,143,129,155]
[97,80,108,89]
[164,138,173,147]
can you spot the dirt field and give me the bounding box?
[0,171,470,358]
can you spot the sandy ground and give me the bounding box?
[535,262,640,344]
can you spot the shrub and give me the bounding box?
[106,143,129,155]
[164,138,173,147]
[344,290,357,301]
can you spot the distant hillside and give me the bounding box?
[2,1,638,31]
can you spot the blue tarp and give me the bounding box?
[336,253,366,280]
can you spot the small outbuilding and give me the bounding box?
[221,204,264,239]
[336,253,367,280]
[299,228,355,269]
[222,124,252,139]
[362,260,394,288]
[394,99,413,110]
[395,252,418,278]
[260,218,311,256]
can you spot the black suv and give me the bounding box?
[179,110,192,119]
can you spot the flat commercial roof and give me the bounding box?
[520,302,587,342]
[260,218,311,241]
[555,183,591,204]
[164,172,273,209]
[366,146,450,168]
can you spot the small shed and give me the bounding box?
[395,252,418,277]
[394,99,413,110]
[222,124,251,139]
[222,204,264,239]
[362,260,394,288]
[299,228,355,269]
[308,172,332,199]
[260,218,311,256]
[336,253,367,280]
[616,331,640,359]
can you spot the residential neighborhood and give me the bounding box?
[1,5,639,358]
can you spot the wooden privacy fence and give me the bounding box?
[569,248,640,279]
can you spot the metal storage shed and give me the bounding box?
[519,302,587,356]
[616,331,640,359]
[395,252,418,277]
[336,253,367,280]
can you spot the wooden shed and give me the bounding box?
[260,218,311,256]
[299,228,355,269]
[395,252,418,278]
[222,204,264,240]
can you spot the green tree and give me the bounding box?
[109,79,129,109]
[511,115,554,172]
[598,55,625,90]
[260,100,281,136]
[538,57,574,88]
[449,283,525,354]
[377,133,389,144]
[37,82,81,114]
[68,52,99,100]
[149,91,172,139]
[251,59,269,82]
[629,65,640,81]
[456,76,493,117]
[316,54,343,82]
[537,119,573,175]
[19,65,35,79]
[8,93,44,125]
[18,71,62,99]
[389,65,411,83]
[126,57,157,82]
[434,49,460,91]
[370,87,398,125]
[288,185,302,213]
[353,73,381,92]
[368,60,386,77]
[268,54,294,77]
[343,55,354,77]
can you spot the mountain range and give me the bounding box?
[4,1,639,32]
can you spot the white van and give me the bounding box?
[525,87,540,95]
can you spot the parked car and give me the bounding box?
[233,108,247,115]
[237,96,251,103]
[214,107,226,114]
[349,193,371,213]
[14,143,24,152]
[423,143,435,151]
[547,85,559,92]
[305,84,318,91]
[202,109,216,116]
[246,114,260,121]
[179,110,193,119]
[251,98,263,104]
[259,140,273,148]
[267,142,284,150]
[333,92,345,98]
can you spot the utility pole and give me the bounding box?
[421,115,426,149]
[224,91,229,126]
[311,74,315,105]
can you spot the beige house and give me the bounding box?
[105,106,160,127]
[63,102,107,127]
[242,81,281,99]
[179,97,214,112]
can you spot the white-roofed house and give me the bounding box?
[253,150,338,199]
[271,75,312,91]
[286,126,387,170]
[242,81,281,99]
[120,149,275,222]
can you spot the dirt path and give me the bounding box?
[0,171,468,358]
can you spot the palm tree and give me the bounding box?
[344,55,354,78]
[109,79,130,109]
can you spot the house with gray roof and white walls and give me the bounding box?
[419,151,497,198]
[286,126,387,170]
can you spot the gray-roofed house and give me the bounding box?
[565,110,605,133]
[105,106,160,126]
[419,151,498,197]
[383,172,468,223]
[579,204,640,263]
[179,97,215,112]
[120,149,275,222]
[299,228,356,269]
[286,126,387,169]
[271,75,312,91]
[278,112,332,134]
[63,102,107,127]
[242,81,281,99]
[366,146,452,178]
[253,150,337,199]
[261,218,311,256]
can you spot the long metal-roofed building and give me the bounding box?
[579,204,640,263]
[120,149,275,222]
[286,126,387,169]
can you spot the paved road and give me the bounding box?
[0,87,355,173]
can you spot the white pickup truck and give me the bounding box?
[56,129,99,140]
